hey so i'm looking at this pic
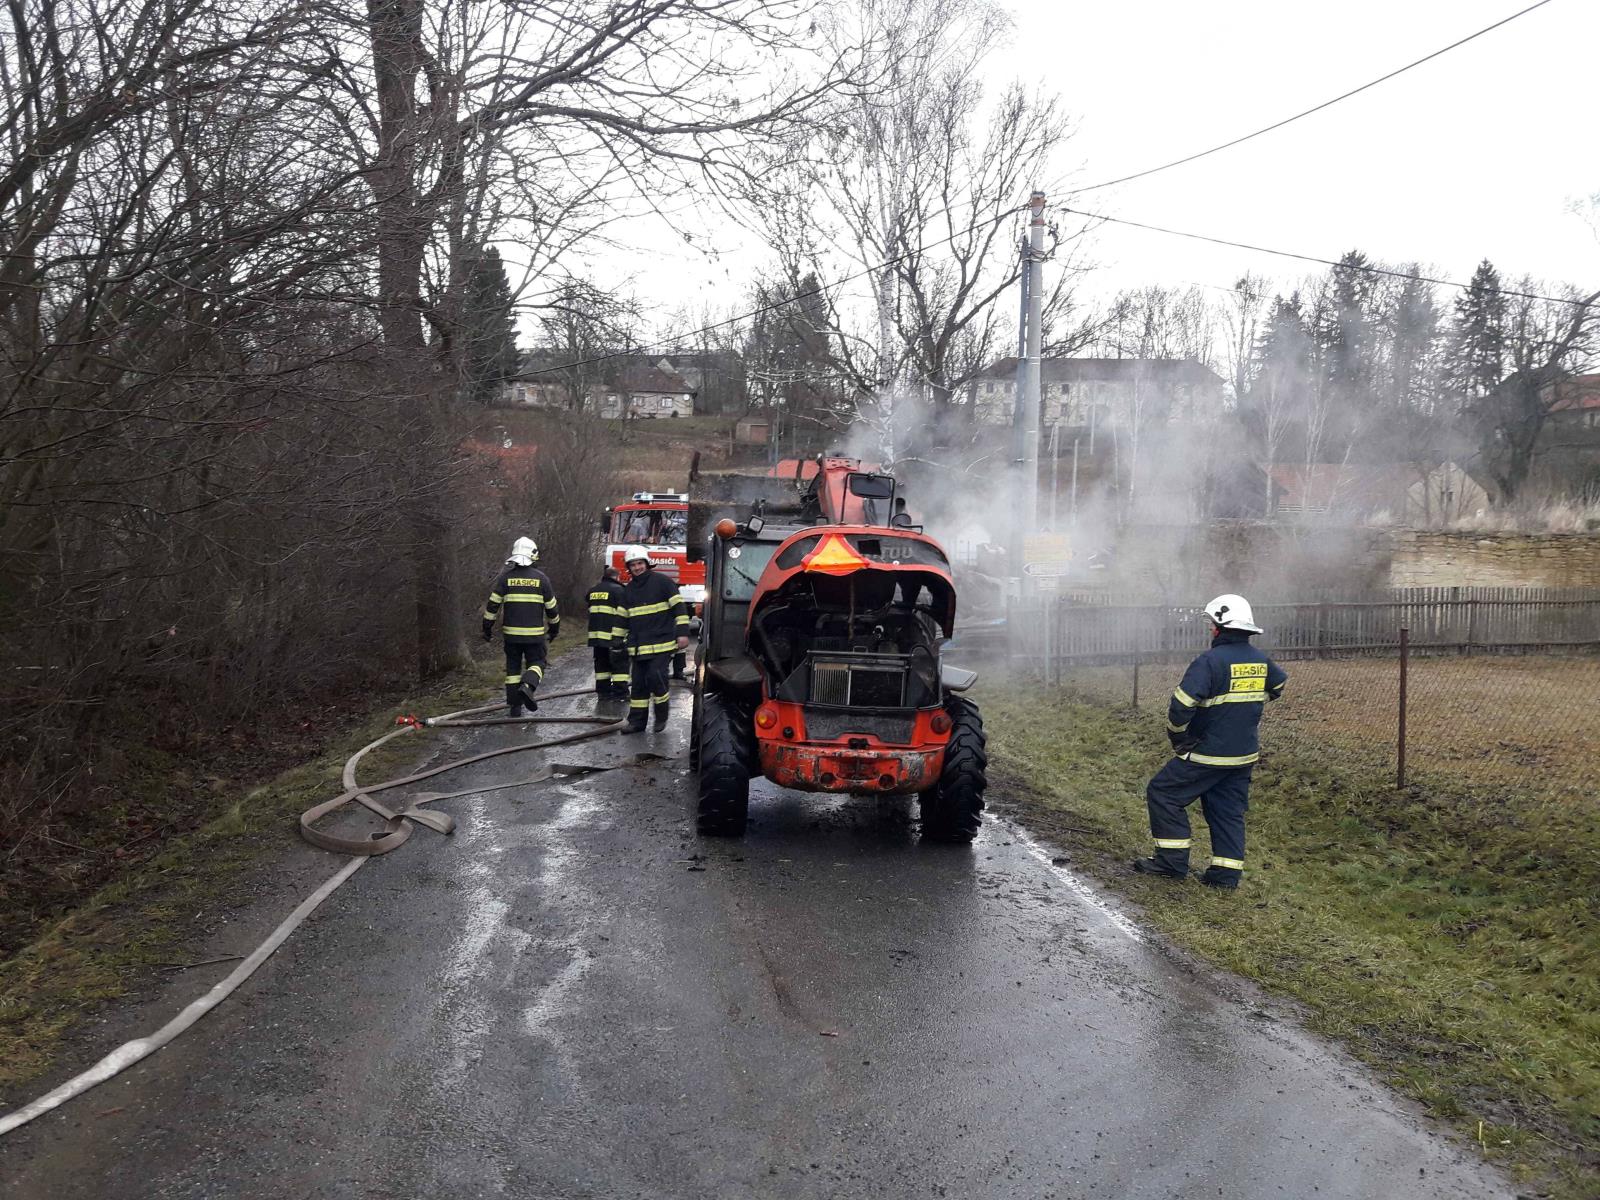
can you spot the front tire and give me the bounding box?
[696,692,750,837]
[919,695,987,844]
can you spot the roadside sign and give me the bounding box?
[1022,533,1072,577]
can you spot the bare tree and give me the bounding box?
[1468,283,1600,500]
[533,278,643,412]
[1223,274,1269,406]
[752,0,1087,459]
[1095,285,1214,517]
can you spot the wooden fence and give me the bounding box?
[1000,587,1600,668]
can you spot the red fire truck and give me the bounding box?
[601,492,707,612]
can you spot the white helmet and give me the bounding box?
[1204,593,1261,634]
[509,536,538,566]
[623,544,652,568]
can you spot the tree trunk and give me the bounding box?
[368,0,469,678]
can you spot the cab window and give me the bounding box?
[719,541,780,601]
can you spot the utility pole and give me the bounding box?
[1009,190,1047,577]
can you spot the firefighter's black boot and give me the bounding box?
[1132,857,1188,880]
[1197,868,1240,890]
[508,703,524,719]
[652,705,670,731]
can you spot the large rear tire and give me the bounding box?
[919,695,987,844]
[696,692,750,837]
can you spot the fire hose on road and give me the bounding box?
[0,686,669,1139]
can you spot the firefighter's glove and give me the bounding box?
[548,624,560,643]
[481,624,494,643]
[1168,733,1198,756]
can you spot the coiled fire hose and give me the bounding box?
[0,686,663,1138]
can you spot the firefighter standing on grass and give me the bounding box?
[586,564,629,709]
[481,536,560,718]
[1135,594,1287,890]
[614,545,689,734]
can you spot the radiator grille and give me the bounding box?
[850,666,905,707]
[811,662,850,706]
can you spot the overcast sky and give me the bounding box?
[526,0,1598,341]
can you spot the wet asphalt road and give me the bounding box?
[2,660,1511,1199]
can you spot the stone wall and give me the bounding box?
[1387,530,1600,589]
[1104,525,1600,597]
[1107,523,1391,600]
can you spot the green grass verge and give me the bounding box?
[980,683,1599,1200]
[0,660,513,1094]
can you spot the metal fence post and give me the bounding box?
[1397,626,1409,788]
[1466,598,1477,657]
[1316,602,1328,659]
[1132,651,1140,710]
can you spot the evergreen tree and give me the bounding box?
[747,272,838,417]
[1447,259,1507,401]
[1387,267,1440,414]
[1325,249,1377,405]
[461,248,521,405]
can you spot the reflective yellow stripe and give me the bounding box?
[489,592,503,603]
[632,641,678,656]
[1173,687,1198,708]
[588,604,618,617]
[588,631,615,641]
[651,693,669,703]
[1211,856,1245,869]
[482,610,496,621]
[674,615,690,628]
[626,601,671,617]
[504,675,522,684]
[503,625,547,637]
[1154,838,1192,849]
[1186,751,1259,767]
[1165,720,1190,733]
[1195,693,1266,707]
[546,597,559,610]
[503,593,542,603]
[629,699,650,709]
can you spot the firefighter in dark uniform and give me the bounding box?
[586,564,629,708]
[481,536,560,718]
[615,545,689,733]
[1135,593,1287,890]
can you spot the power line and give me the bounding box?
[1068,0,1559,196]
[1059,204,1598,308]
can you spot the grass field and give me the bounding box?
[1052,653,1600,802]
[979,668,1600,1199]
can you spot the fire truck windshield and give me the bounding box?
[611,508,687,545]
